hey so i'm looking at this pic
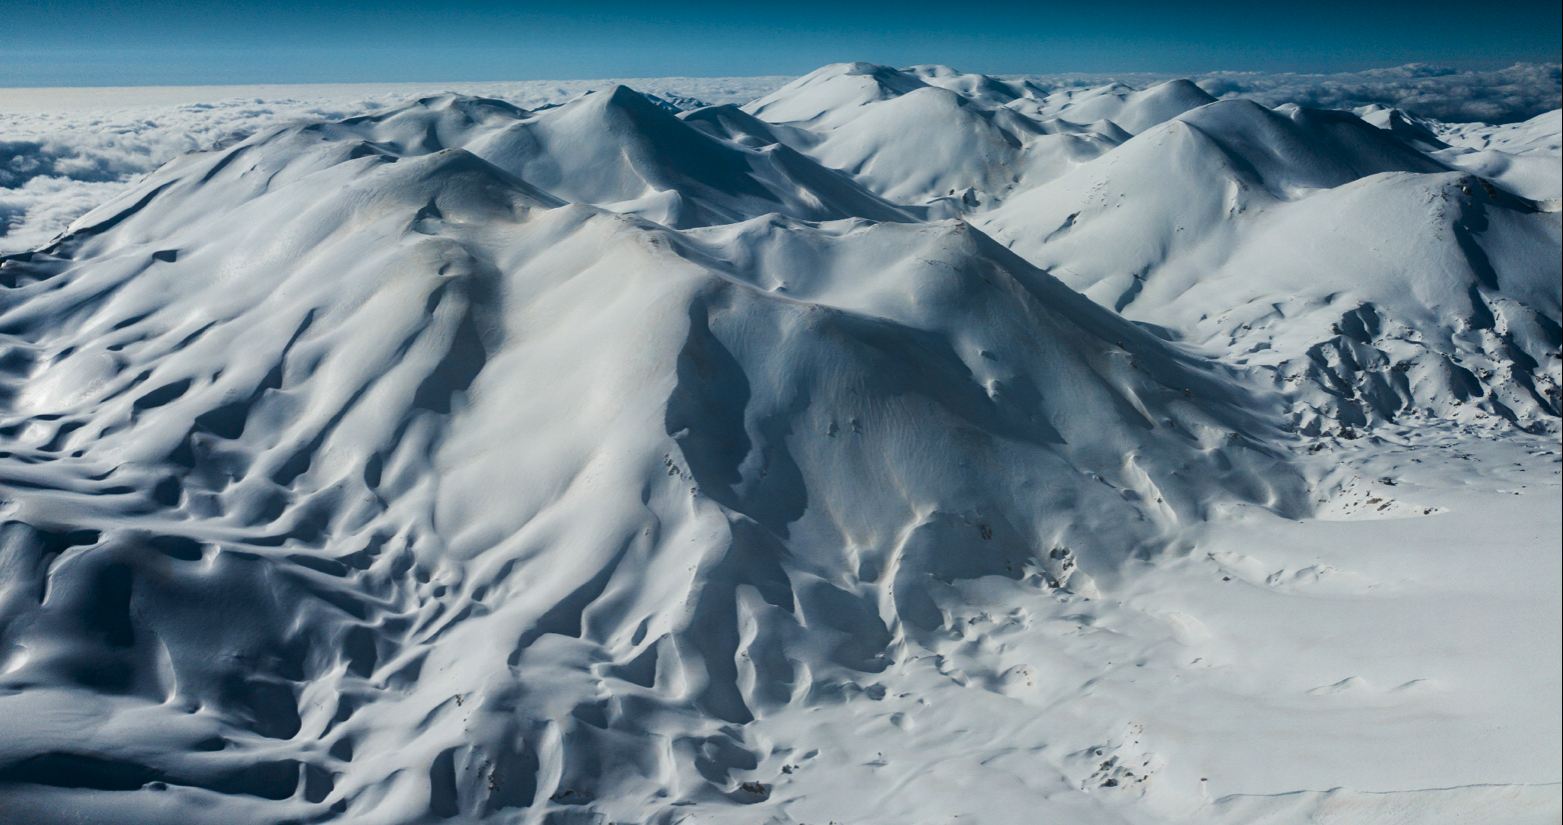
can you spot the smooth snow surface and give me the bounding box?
[0,63,1559,825]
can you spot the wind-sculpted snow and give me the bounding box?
[976,98,1562,433]
[0,64,1560,825]
[738,63,1211,210]
[295,90,912,228]
[6,63,1556,253]
[0,93,1308,822]
[0,77,790,255]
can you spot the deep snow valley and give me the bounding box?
[0,63,1559,824]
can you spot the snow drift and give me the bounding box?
[0,85,1304,823]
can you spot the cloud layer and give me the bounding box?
[1,99,376,253]
[1193,63,1562,124]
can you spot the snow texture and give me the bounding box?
[0,77,791,255]
[0,62,1559,825]
[4,63,1557,255]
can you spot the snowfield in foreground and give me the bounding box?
[0,63,1558,824]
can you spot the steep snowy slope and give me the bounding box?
[1355,104,1451,152]
[1007,79,1219,135]
[977,99,1562,432]
[738,64,1209,211]
[0,97,1304,823]
[326,88,914,228]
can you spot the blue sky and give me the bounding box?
[3,0,1559,86]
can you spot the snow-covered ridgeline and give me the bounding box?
[0,76,794,255]
[3,62,1558,254]
[734,64,1560,434]
[0,62,1557,824]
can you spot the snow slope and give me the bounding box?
[308,90,911,228]
[1428,109,1563,204]
[975,99,1561,433]
[6,63,1555,253]
[0,63,1559,825]
[1352,106,1563,203]
[0,76,792,255]
[737,64,1214,211]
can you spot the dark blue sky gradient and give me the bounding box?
[3,0,1559,86]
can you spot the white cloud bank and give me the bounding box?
[0,98,382,253]
[1193,63,1562,124]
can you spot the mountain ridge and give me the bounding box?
[0,61,1558,824]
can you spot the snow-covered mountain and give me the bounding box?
[974,98,1560,433]
[0,63,1558,825]
[737,63,1560,432]
[735,63,1214,211]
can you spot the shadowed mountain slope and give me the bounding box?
[0,94,1307,823]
